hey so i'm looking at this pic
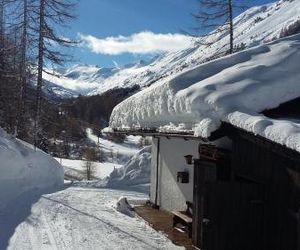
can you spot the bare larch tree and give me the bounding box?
[194,0,246,54]
[34,0,76,148]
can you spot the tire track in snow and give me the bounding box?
[7,187,182,250]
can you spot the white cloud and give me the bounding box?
[79,31,192,55]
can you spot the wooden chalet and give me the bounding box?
[111,97,300,250]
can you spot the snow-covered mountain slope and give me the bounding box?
[44,0,300,99]
[43,64,120,97]
[42,61,149,98]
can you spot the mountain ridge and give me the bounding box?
[43,0,300,99]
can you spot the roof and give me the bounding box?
[109,34,300,153]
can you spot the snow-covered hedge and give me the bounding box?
[0,128,64,209]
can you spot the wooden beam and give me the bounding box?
[110,129,209,142]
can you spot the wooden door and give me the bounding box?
[202,182,264,250]
[193,159,216,248]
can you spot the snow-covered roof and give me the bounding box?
[109,34,300,153]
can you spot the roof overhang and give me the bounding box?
[108,123,300,161]
[108,124,230,142]
[223,122,300,164]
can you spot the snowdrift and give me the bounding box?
[116,197,135,217]
[110,34,300,153]
[106,146,151,190]
[0,128,64,209]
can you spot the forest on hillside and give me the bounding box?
[0,0,135,158]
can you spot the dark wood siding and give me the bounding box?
[232,133,300,250]
[202,182,264,250]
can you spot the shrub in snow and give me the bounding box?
[106,146,151,188]
[83,147,97,180]
[116,197,134,217]
[0,128,64,209]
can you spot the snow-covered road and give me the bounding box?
[5,186,181,250]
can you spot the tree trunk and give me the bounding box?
[35,0,45,148]
[0,0,5,68]
[228,0,234,54]
[17,0,28,135]
[0,0,4,46]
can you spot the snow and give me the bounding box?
[55,158,123,180]
[57,129,151,191]
[105,146,152,193]
[83,129,152,192]
[110,34,300,153]
[0,128,176,249]
[228,112,300,153]
[116,197,135,217]
[86,128,141,164]
[0,128,63,210]
[5,1,299,246]
[43,64,119,97]
[43,0,300,99]
[3,186,182,250]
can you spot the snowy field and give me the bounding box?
[55,157,123,180]
[86,128,141,164]
[2,185,181,250]
[55,129,144,182]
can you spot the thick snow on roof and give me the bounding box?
[110,34,300,152]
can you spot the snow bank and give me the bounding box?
[0,128,63,209]
[110,34,300,152]
[106,146,151,190]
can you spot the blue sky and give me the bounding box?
[66,0,277,68]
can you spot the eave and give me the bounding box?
[108,124,229,142]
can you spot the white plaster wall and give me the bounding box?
[150,137,200,211]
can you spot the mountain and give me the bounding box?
[42,64,119,98]
[43,0,300,99]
